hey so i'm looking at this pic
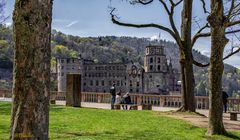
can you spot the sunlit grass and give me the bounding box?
[0,102,239,140]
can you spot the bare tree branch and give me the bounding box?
[200,0,210,14]
[130,0,154,5]
[110,8,178,42]
[158,0,181,46]
[138,0,153,5]
[226,19,240,27]
[175,0,183,6]
[158,0,170,14]
[191,27,240,47]
[193,59,209,67]
[227,0,235,20]
[223,47,240,60]
[191,32,210,48]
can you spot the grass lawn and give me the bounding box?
[0,102,240,140]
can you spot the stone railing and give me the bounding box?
[1,90,239,111]
[0,89,12,98]
[79,92,240,111]
[228,98,240,111]
[80,92,205,109]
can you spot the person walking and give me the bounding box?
[110,82,116,110]
[222,90,229,113]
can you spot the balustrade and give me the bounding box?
[1,90,239,111]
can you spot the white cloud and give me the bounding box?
[5,22,12,27]
[66,21,79,28]
[150,35,160,41]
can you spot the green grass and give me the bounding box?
[0,102,240,140]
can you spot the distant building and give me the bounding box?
[57,45,180,94]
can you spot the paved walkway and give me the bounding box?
[0,97,12,102]
[167,110,240,131]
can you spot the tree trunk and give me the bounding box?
[10,0,53,139]
[207,0,227,135]
[179,50,195,112]
[178,0,195,112]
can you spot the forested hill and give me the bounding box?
[0,26,240,97]
[51,30,236,72]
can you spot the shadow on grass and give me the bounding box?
[224,132,240,139]
[50,105,66,112]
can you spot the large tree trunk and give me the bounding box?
[207,0,227,135]
[178,0,195,112]
[10,0,53,139]
[179,50,195,112]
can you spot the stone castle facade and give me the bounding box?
[57,45,180,94]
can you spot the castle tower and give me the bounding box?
[144,45,167,72]
[143,45,170,94]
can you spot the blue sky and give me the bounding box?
[4,0,240,68]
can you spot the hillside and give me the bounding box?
[0,26,239,97]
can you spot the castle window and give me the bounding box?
[117,81,120,86]
[130,89,133,93]
[109,81,112,86]
[136,89,139,93]
[61,59,64,63]
[158,58,160,63]
[61,66,64,69]
[137,82,140,87]
[96,80,99,86]
[83,82,86,86]
[149,75,152,78]
[150,65,153,71]
[150,58,153,63]
[157,65,160,71]
[61,73,64,76]
[67,59,70,63]
[101,80,104,86]
[72,59,75,63]
[90,80,93,86]
[112,66,115,70]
